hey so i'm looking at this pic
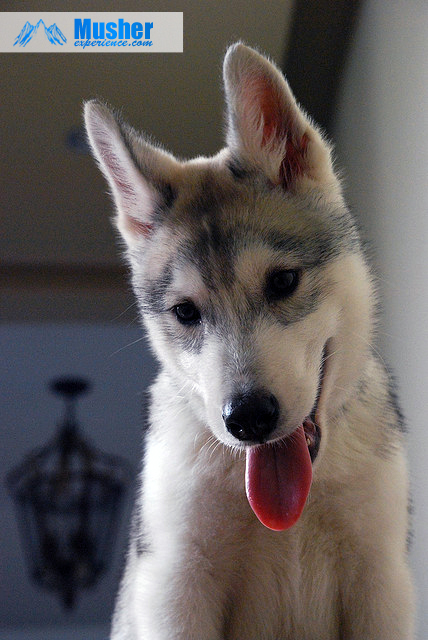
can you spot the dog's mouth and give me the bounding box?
[302,343,327,463]
[245,344,328,532]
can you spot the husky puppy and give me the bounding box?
[85,43,414,640]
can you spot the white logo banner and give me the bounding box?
[1,12,183,53]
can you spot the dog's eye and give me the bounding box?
[173,302,201,325]
[266,269,299,300]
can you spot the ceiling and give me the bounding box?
[1,0,295,323]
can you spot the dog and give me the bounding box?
[84,43,415,640]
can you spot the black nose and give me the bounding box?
[222,391,280,443]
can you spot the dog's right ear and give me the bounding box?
[223,43,337,194]
[84,100,178,247]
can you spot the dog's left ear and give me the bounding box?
[223,43,337,192]
[84,100,179,248]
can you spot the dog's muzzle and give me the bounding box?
[222,390,280,443]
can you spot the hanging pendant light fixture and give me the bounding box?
[6,377,131,609]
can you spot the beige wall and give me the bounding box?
[334,1,428,634]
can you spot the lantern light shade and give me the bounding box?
[6,377,132,609]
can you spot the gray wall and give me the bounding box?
[0,324,156,631]
[0,625,109,640]
[334,1,428,635]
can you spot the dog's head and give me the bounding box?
[85,44,375,529]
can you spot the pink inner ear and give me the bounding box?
[127,218,153,237]
[259,88,285,146]
[241,74,308,188]
[98,144,155,238]
[280,132,309,189]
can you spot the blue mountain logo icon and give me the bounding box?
[14,19,67,47]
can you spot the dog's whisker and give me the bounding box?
[109,335,147,357]
[170,380,194,402]
[323,347,342,362]
[126,314,141,328]
[349,330,388,367]
[331,384,350,394]
[199,435,217,457]
[111,300,138,322]
[208,440,224,462]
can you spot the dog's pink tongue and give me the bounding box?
[245,426,312,531]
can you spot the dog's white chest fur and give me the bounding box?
[110,371,413,640]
